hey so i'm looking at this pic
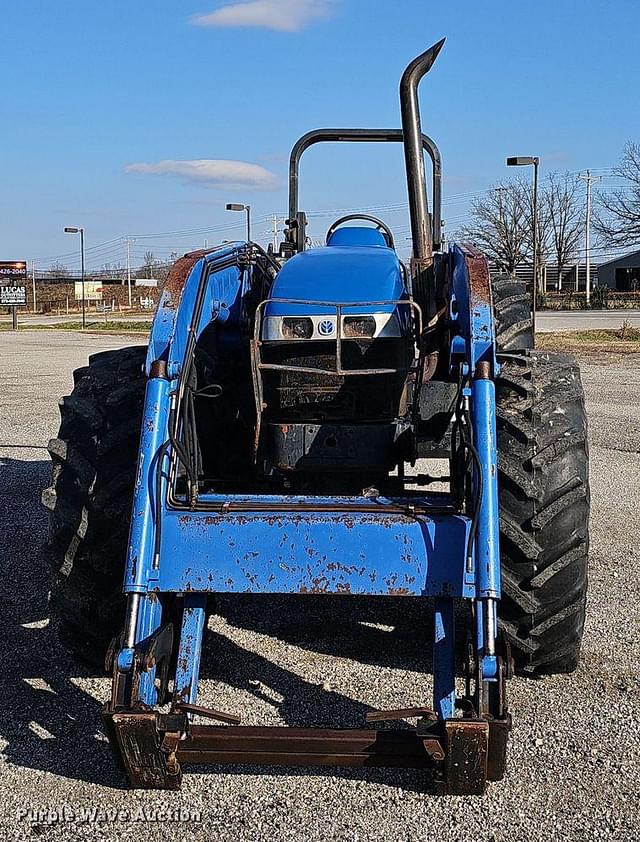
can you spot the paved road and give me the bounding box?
[3,309,640,332]
[0,313,152,326]
[537,308,640,332]
[0,331,639,841]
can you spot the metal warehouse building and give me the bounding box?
[597,250,640,290]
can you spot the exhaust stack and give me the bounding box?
[400,38,445,267]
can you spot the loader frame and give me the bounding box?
[103,240,511,794]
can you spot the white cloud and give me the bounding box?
[125,159,277,191]
[190,0,336,32]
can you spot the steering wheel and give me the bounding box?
[325,214,395,249]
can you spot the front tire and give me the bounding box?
[43,346,147,664]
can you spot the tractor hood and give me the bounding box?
[265,245,407,317]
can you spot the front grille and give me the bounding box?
[261,339,411,422]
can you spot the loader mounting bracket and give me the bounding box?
[103,709,511,795]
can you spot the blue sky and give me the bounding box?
[1,0,639,270]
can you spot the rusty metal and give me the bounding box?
[104,711,506,792]
[176,726,440,769]
[439,720,489,796]
[167,483,457,515]
[475,360,491,380]
[163,249,210,304]
[365,706,437,723]
[140,623,173,705]
[422,737,445,762]
[173,703,241,725]
[108,712,182,790]
[459,243,492,304]
[485,639,512,781]
[487,715,511,782]
[149,359,168,380]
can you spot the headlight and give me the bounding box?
[281,317,313,339]
[342,316,376,338]
[261,311,405,340]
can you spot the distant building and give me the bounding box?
[505,263,599,292]
[597,250,640,290]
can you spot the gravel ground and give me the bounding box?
[0,330,639,841]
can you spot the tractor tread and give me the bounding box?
[44,345,147,664]
[496,351,589,674]
[493,277,589,676]
[492,275,534,351]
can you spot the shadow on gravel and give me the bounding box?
[214,593,470,672]
[0,457,447,794]
[198,626,441,794]
[0,458,125,788]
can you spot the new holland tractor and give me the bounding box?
[44,40,589,794]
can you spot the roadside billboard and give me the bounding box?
[0,261,28,308]
[74,281,103,301]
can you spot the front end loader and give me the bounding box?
[44,39,589,794]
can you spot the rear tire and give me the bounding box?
[43,346,147,664]
[492,275,589,674]
[492,274,534,351]
[496,352,589,674]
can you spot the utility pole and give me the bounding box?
[579,170,602,306]
[32,262,37,314]
[81,228,85,328]
[271,214,284,249]
[125,239,133,307]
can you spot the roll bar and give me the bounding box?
[285,128,442,254]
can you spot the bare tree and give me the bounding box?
[136,251,160,279]
[595,141,640,246]
[545,173,584,290]
[459,180,529,274]
[462,175,583,294]
[48,261,69,277]
[101,261,123,277]
[153,252,179,283]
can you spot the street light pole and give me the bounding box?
[532,157,539,333]
[506,156,540,337]
[125,238,133,307]
[80,227,85,329]
[64,226,86,329]
[225,203,252,242]
[32,261,37,314]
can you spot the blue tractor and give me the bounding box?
[44,40,589,794]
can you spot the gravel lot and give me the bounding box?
[0,330,639,841]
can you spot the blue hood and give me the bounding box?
[265,245,407,317]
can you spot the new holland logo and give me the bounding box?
[318,319,334,336]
